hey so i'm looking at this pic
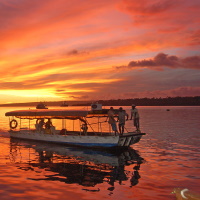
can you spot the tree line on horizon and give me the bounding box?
[0,96,199,107]
[76,96,200,106]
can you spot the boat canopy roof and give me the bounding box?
[5,109,88,118]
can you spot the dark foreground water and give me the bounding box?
[0,106,199,200]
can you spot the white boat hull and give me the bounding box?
[9,131,144,148]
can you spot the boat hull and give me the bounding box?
[9,131,145,148]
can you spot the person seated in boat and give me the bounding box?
[38,119,45,132]
[107,107,118,136]
[81,123,88,134]
[45,119,52,129]
[118,107,129,135]
[45,119,54,134]
[59,129,67,135]
[79,118,88,134]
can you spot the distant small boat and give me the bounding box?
[166,109,170,111]
[36,102,48,109]
[60,101,68,107]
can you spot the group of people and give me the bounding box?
[37,118,53,132]
[35,106,139,135]
[107,105,140,135]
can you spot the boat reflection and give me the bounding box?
[9,138,145,191]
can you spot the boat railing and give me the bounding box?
[20,127,29,130]
[8,116,118,137]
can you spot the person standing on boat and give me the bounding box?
[118,107,129,135]
[107,107,118,135]
[130,105,140,132]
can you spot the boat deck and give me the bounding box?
[10,129,144,137]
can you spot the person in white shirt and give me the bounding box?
[130,105,140,132]
[118,107,128,135]
[107,107,118,135]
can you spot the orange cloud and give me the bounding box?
[0,0,119,49]
[0,0,200,103]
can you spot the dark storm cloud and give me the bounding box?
[115,53,200,70]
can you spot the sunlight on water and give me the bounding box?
[0,106,200,200]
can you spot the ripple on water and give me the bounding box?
[0,106,199,200]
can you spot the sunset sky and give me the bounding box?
[0,0,199,104]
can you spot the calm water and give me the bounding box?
[0,106,199,200]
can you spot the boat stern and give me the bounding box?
[118,133,146,147]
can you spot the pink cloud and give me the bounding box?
[119,0,200,28]
[118,0,200,49]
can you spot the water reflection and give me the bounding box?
[9,138,145,191]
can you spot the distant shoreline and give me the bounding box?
[0,96,199,107]
[0,100,90,107]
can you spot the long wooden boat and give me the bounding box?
[5,108,145,149]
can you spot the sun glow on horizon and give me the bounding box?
[0,89,58,98]
[45,78,122,86]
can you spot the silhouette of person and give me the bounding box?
[45,119,52,129]
[38,119,45,132]
[118,107,128,135]
[130,105,140,132]
[107,107,118,135]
